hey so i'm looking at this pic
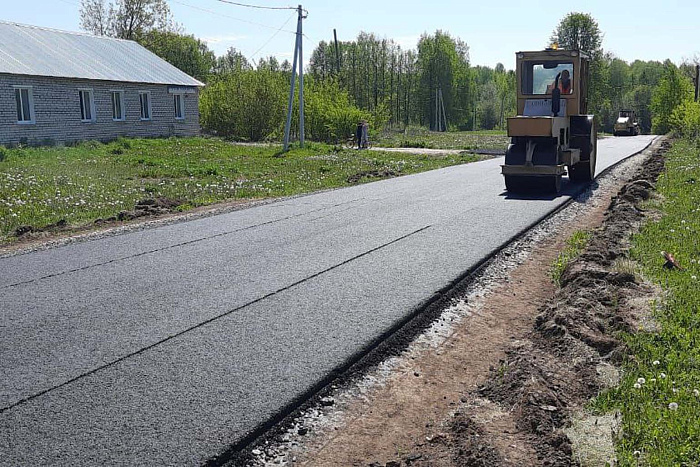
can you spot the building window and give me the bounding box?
[173,94,185,120]
[111,91,125,121]
[79,89,96,122]
[14,86,35,124]
[139,92,151,120]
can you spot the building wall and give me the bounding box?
[0,74,200,146]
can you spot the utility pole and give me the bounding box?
[298,6,305,148]
[435,88,439,131]
[283,5,307,151]
[333,29,341,74]
[439,88,447,132]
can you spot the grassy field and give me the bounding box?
[0,137,482,241]
[373,126,509,150]
[592,138,700,465]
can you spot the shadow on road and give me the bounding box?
[498,179,599,201]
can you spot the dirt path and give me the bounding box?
[243,138,667,467]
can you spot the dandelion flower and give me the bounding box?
[634,383,641,389]
[637,377,646,385]
[669,402,679,411]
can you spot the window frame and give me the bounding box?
[520,60,575,96]
[173,93,185,120]
[13,85,36,125]
[139,91,152,121]
[111,90,126,121]
[79,88,96,123]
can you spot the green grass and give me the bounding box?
[0,137,482,241]
[549,229,591,285]
[374,126,509,150]
[590,138,700,466]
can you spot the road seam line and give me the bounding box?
[0,224,431,414]
[0,198,365,290]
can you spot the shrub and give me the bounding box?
[200,70,287,141]
[669,100,700,139]
[299,80,379,144]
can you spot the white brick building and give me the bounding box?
[0,21,203,146]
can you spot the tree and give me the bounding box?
[139,30,215,82]
[550,12,602,56]
[214,47,252,74]
[79,0,176,40]
[417,30,471,129]
[651,64,694,134]
[79,0,111,36]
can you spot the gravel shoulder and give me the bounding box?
[239,138,668,467]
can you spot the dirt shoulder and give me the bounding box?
[242,138,667,467]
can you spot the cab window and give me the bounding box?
[521,61,574,95]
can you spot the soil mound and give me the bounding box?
[477,141,668,464]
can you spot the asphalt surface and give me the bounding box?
[0,135,656,465]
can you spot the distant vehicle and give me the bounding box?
[501,47,596,194]
[613,110,639,136]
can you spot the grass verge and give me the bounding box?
[374,127,509,150]
[591,138,700,465]
[549,229,591,285]
[0,137,482,241]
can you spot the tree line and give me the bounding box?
[79,2,699,141]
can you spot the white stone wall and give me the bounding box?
[0,74,200,146]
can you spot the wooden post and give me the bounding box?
[695,64,699,102]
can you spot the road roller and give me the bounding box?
[502,47,597,193]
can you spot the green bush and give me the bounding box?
[200,70,287,141]
[201,72,386,144]
[300,80,382,144]
[669,100,700,139]
[651,65,694,134]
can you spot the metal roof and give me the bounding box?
[0,21,204,87]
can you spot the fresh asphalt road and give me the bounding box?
[0,135,656,465]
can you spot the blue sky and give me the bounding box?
[4,0,699,69]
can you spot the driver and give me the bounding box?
[559,69,571,94]
[546,69,572,94]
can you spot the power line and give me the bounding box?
[249,11,296,61]
[215,0,297,11]
[169,0,297,34]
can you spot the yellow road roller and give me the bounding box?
[502,48,597,193]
